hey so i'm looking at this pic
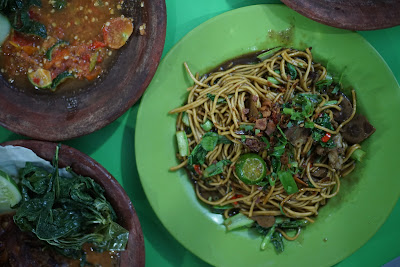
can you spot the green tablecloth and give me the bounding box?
[1,0,399,266]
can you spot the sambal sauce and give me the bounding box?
[0,0,134,91]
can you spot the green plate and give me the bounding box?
[136,4,400,267]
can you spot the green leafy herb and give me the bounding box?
[331,83,341,94]
[207,93,231,104]
[316,74,333,90]
[13,145,129,259]
[188,133,231,166]
[268,173,277,186]
[276,125,287,139]
[201,132,219,151]
[277,170,299,194]
[304,121,314,129]
[188,144,207,166]
[323,100,338,106]
[271,231,284,254]
[270,136,287,158]
[200,120,213,131]
[287,63,297,79]
[271,156,281,174]
[211,204,234,214]
[279,219,309,228]
[312,113,336,148]
[257,47,282,61]
[267,76,280,85]
[0,0,47,38]
[261,136,270,149]
[218,135,232,144]
[239,124,254,131]
[203,159,232,178]
[285,93,321,123]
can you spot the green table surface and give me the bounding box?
[2,1,399,266]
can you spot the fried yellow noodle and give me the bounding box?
[169,48,370,242]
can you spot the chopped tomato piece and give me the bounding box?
[12,31,34,47]
[21,46,37,55]
[89,41,106,50]
[103,17,133,49]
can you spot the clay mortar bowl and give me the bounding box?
[1,139,145,267]
[281,0,400,30]
[0,0,166,141]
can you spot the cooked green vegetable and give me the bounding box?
[187,144,207,166]
[176,131,189,157]
[187,133,231,167]
[223,213,254,231]
[323,100,338,106]
[51,71,74,90]
[267,76,280,85]
[257,47,282,61]
[0,169,21,212]
[211,204,234,214]
[287,63,297,79]
[312,113,336,148]
[182,112,190,126]
[316,73,333,89]
[201,132,220,151]
[201,120,213,131]
[279,219,309,228]
[277,170,299,194]
[271,231,284,254]
[203,159,231,177]
[13,145,129,259]
[240,124,255,131]
[46,40,69,60]
[260,224,276,250]
[351,148,366,162]
[207,93,231,104]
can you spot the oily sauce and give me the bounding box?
[0,212,121,267]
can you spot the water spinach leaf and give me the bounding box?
[13,145,129,259]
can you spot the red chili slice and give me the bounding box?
[321,133,331,143]
[231,194,243,205]
[193,164,202,176]
[103,17,133,49]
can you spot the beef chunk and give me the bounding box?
[255,118,267,130]
[284,126,310,147]
[245,138,266,152]
[251,215,276,228]
[341,114,376,144]
[333,94,353,123]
